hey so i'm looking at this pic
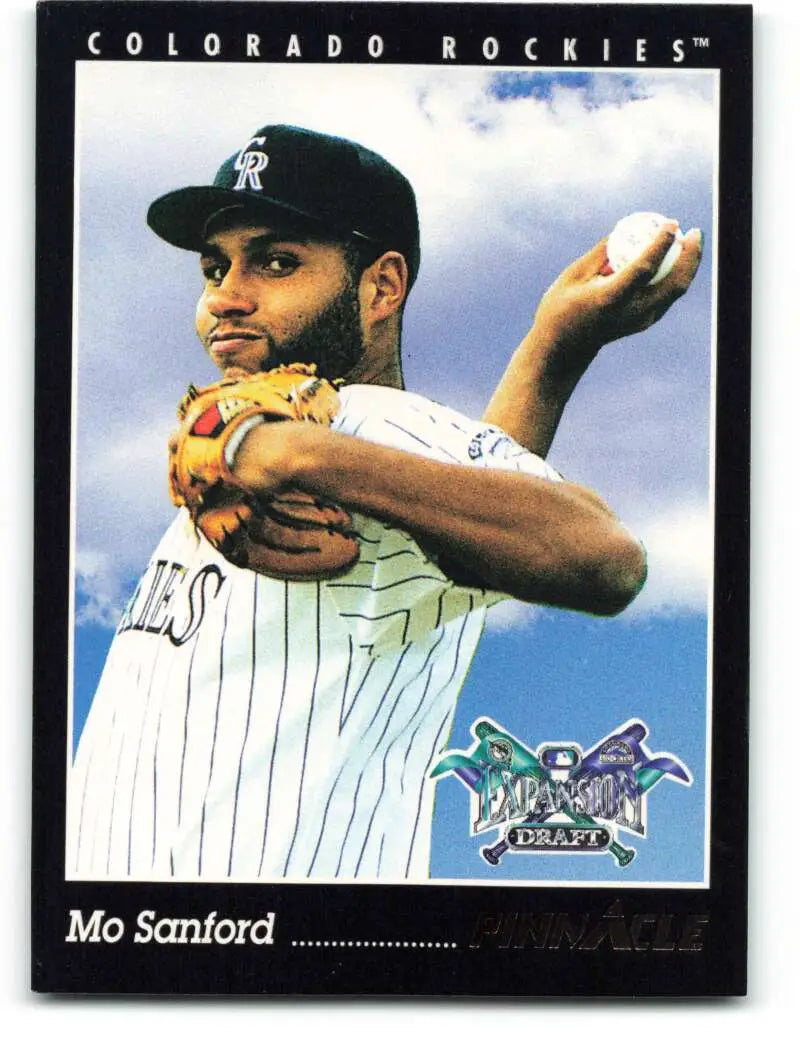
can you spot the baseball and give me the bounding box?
[606,211,684,285]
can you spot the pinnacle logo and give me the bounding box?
[468,902,709,952]
[234,136,269,190]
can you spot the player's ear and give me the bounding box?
[359,251,408,322]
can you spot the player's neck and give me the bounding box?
[345,349,404,389]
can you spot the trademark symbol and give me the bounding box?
[693,37,710,48]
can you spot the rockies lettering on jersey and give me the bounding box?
[67,385,561,881]
[116,562,226,645]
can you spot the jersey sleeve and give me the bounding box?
[322,386,563,653]
[333,385,563,477]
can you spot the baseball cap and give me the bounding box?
[147,124,420,286]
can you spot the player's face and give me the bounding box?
[195,223,365,379]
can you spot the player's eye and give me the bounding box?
[200,260,227,284]
[257,252,299,276]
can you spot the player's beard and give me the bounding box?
[266,277,365,383]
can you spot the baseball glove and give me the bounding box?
[168,364,360,580]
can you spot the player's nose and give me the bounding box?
[205,270,257,316]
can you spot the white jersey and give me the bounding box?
[67,385,560,881]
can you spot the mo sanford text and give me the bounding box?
[65,909,276,946]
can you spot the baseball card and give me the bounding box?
[32,1,751,995]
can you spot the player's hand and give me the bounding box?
[532,223,703,370]
[166,415,307,496]
[229,418,309,495]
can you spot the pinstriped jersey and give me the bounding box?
[67,384,561,881]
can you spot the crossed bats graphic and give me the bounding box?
[431,719,690,868]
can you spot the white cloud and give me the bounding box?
[75,406,177,619]
[484,499,712,632]
[75,549,131,628]
[627,500,713,617]
[485,599,542,632]
[76,65,715,243]
[73,65,716,630]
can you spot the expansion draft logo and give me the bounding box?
[431,719,691,868]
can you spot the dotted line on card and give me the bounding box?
[290,940,458,949]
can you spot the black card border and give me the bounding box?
[32,0,752,997]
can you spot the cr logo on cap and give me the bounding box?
[234,136,269,190]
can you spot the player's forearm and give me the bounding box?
[484,226,702,455]
[235,424,646,615]
[481,320,597,456]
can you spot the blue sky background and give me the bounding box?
[72,63,716,885]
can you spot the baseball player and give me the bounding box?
[67,125,700,881]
